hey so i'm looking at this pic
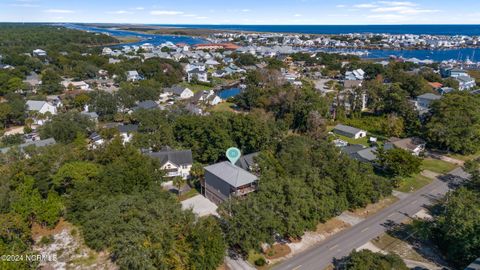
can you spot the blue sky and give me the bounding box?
[1,0,479,25]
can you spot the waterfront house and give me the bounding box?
[204,161,258,205]
[333,124,367,139]
[147,148,193,179]
[456,75,476,91]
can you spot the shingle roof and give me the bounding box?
[118,124,138,133]
[133,100,158,111]
[417,93,441,101]
[205,161,258,188]
[147,149,193,167]
[235,152,260,171]
[26,100,47,111]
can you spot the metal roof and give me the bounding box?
[205,161,258,188]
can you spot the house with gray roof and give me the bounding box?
[416,93,441,110]
[204,161,259,204]
[132,100,159,111]
[340,144,379,163]
[147,148,193,179]
[117,124,138,143]
[333,124,367,139]
[235,152,260,172]
[0,138,56,154]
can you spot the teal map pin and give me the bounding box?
[226,147,241,165]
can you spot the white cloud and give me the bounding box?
[372,6,439,14]
[294,14,302,17]
[150,10,184,15]
[134,7,144,10]
[182,14,197,17]
[354,4,378,8]
[378,1,417,6]
[241,9,251,12]
[44,9,75,14]
[336,5,346,8]
[195,16,208,19]
[107,10,132,14]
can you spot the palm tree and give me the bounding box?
[173,176,186,196]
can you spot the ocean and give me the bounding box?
[152,24,480,36]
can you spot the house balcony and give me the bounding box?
[232,186,257,197]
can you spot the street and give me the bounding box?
[274,168,467,270]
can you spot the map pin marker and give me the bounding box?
[226,147,241,165]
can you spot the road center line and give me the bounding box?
[328,244,339,251]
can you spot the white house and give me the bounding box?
[147,148,193,179]
[32,49,47,57]
[26,100,57,115]
[170,86,194,100]
[126,70,142,82]
[62,80,90,91]
[187,69,209,83]
[456,76,476,91]
[102,47,113,55]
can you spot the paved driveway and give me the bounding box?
[181,195,219,217]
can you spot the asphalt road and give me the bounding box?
[275,168,467,270]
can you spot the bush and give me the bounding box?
[39,235,54,246]
[255,257,267,266]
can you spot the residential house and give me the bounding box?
[23,72,42,89]
[32,49,47,57]
[0,138,56,154]
[192,90,222,106]
[126,70,142,82]
[204,161,259,205]
[235,152,260,172]
[62,80,90,91]
[386,137,426,156]
[169,85,194,100]
[187,68,209,83]
[26,100,58,123]
[88,132,104,149]
[341,144,378,163]
[333,124,367,139]
[438,87,455,95]
[81,111,99,123]
[132,100,159,111]
[456,75,476,91]
[416,93,441,110]
[345,69,365,81]
[117,124,138,144]
[147,148,193,179]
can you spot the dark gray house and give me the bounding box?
[340,144,378,163]
[235,152,260,172]
[204,161,258,205]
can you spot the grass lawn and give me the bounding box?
[372,233,429,263]
[247,250,266,268]
[209,102,236,113]
[448,151,480,162]
[421,158,458,174]
[178,188,199,201]
[396,174,433,193]
[179,82,211,93]
[334,134,370,147]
